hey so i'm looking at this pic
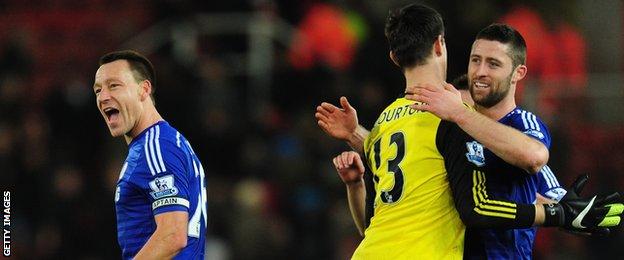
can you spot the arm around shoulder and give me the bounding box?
[453,109,548,174]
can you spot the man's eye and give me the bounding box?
[94,89,101,94]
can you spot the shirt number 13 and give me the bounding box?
[373,132,405,204]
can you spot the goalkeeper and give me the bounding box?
[319,4,622,258]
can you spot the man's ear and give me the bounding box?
[139,80,152,101]
[389,51,400,67]
[433,35,445,57]
[511,65,527,84]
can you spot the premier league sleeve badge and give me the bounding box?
[465,141,486,167]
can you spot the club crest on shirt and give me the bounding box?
[149,175,178,199]
[465,141,486,167]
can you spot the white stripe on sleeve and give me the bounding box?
[541,166,555,188]
[521,111,529,129]
[545,166,559,187]
[144,130,156,175]
[155,125,167,172]
[149,128,162,173]
[531,113,541,131]
[526,112,536,130]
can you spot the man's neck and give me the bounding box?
[403,63,445,92]
[124,106,163,145]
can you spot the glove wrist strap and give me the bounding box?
[543,204,565,227]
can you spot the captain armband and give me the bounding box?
[152,197,190,210]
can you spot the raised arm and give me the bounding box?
[406,83,547,174]
[316,97,370,153]
[332,151,367,236]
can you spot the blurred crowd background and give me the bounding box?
[1,0,623,259]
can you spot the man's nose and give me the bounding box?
[475,63,488,77]
[98,88,111,103]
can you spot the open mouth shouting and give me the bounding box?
[103,107,121,125]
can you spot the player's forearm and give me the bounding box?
[346,181,367,236]
[462,199,595,230]
[347,125,369,154]
[454,170,540,228]
[453,109,548,174]
[533,204,545,226]
[134,228,186,259]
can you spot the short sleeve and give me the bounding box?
[510,110,551,148]
[537,165,567,202]
[135,139,191,216]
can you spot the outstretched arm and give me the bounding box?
[406,83,548,174]
[450,163,621,234]
[438,121,623,234]
[316,97,370,153]
[332,151,367,236]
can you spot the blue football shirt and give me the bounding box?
[115,121,207,259]
[464,108,565,260]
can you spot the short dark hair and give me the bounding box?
[475,24,526,69]
[99,50,156,88]
[451,74,469,90]
[384,3,444,69]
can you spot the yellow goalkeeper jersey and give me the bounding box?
[353,97,465,260]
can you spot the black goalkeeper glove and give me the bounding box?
[543,174,624,236]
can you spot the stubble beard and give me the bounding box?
[470,73,513,108]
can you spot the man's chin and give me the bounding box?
[108,128,125,137]
[472,96,486,105]
[474,97,499,108]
